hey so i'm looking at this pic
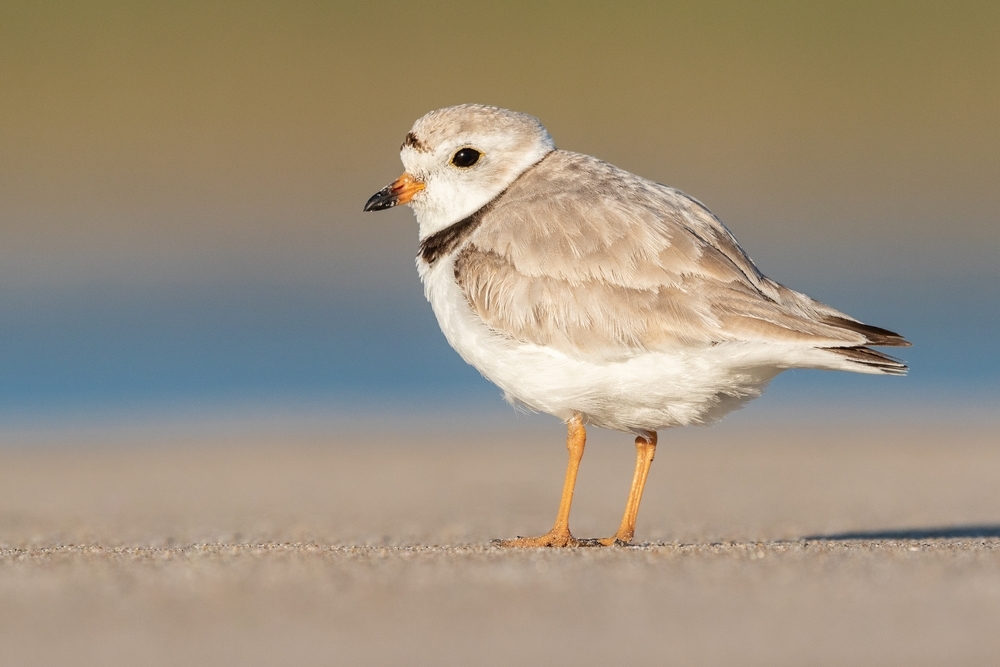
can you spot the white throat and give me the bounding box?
[408,147,554,240]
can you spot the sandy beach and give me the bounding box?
[2,415,999,666]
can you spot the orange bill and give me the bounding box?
[363,173,425,211]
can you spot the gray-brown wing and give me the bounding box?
[455,151,904,362]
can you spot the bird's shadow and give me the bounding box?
[803,524,1000,541]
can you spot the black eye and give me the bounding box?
[451,148,481,168]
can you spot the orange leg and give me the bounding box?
[595,432,657,546]
[497,414,587,547]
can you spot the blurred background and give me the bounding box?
[1,0,998,439]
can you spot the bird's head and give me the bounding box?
[364,104,555,238]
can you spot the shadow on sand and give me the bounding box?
[804,524,1000,541]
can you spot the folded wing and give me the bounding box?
[454,151,908,371]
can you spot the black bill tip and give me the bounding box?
[363,185,398,212]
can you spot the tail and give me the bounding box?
[820,316,910,376]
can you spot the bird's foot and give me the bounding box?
[493,529,582,548]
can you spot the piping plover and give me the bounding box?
[364,104,909,547]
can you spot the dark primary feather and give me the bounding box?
[820,315,910,347]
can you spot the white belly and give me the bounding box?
[419,256,781,433]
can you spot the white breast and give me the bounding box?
[418,255,781,433]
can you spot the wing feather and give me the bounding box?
[454,151,907,363]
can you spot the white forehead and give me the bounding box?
[400,104,555,161]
